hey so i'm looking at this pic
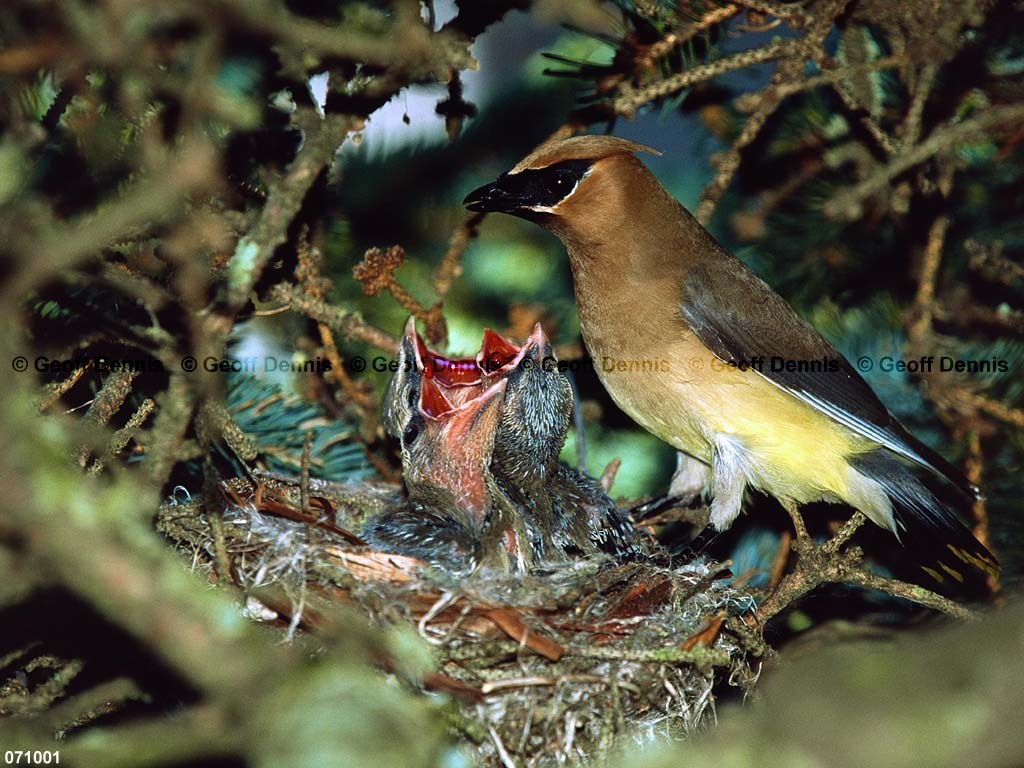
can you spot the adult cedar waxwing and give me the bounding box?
[464,135,999,590]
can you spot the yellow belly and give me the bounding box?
[592,337,874,506]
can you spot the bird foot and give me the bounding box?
[631,494,689,521]
[781,502,867,564]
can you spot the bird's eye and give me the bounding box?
[402,422,420,444]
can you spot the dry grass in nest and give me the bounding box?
[157,473,763,766]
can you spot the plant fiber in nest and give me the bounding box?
[157,474,762,766]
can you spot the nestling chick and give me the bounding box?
[548,464,644,560]
[366,320,530,571]
[487,325,570,558]
[487,328,640,560]
[490,325,572,494]
[371,318,641,569]
[465,134,998,591]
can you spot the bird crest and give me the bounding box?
[511,135,660,174]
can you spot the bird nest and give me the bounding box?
[157,473,763,766]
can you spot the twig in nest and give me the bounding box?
[418,591,461,644]
[480,674,641,695]
[681,614,726,650]
[489,726,516,768]
[599,458,621,493]
[220,481,366,546]
[484,608,566,661]
[569,644,732,667]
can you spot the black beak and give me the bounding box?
[463,177,530,214]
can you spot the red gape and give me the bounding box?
[429,355,481,386]
[479,329,520,373]
[419,376,453,418]
[415,327,522,390]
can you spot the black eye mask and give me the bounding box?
[463,159,594,213]
[497,159,593,207]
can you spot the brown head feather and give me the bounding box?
[510,135,660,174]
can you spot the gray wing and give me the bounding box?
[679,243,976,499]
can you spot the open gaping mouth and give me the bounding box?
[403,319,546,418]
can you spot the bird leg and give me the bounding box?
[632,452,710,523]
[821,511,868,555]
[667,451,711,503]
[781,500,868,563]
